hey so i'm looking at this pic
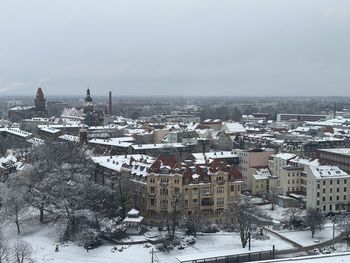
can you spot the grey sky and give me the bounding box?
[0,0,349,97]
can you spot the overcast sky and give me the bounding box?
[0,0,349,97]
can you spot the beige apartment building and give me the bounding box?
[234,148,275,191]
[124,156,242,225]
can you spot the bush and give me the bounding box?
[202,224,220,233]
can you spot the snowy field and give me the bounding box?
[276,223,340,246]
[2,219,294,263]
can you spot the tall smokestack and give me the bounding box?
[109,91,112,115]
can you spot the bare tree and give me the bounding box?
[1,175,28,234]
[336,213,350,242]
[0,229,9,263]
[225,202,271,248]
[269,188,279,211]
[12,239,33,263]
[182,213,202,237]
[282,203,303,229]
[170,193,182,239]
[112,173,132,219]
[305,209,324,238]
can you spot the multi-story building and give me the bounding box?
[8,88,48,123]
[123,156,242,225]
[306,165,350,213]
[250,167,272,196]
[235,148,274,191]
[317,148,350,173]
[276,113,327,122]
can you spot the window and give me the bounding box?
[330,180,333,185]
[202,187,211,195]
[161,178,169,184]
[323,181,326,186]
[150,177,155,183]
[317,200,320,205]
[150,187,155,194]
[217,198,224,206]
[217,186,224,194]
[330,196,332,201]
[344,195,347,200]
[193,199,198,207]
[336,196,339,201]
[323,197,325,201]
[337,180,340,184]
[344,187,347,192]
[337,187,340,192]
[150,198,155,206]
[185,199,189,207]
[174,177,180,184]
[323,189,326,193]
[160,189,168,195]
[317,192,320,197]
[217,176,223,182]
[317,184,320,189]
[330,188,333,193]
[202,210,210,216]
[193,188,198,195]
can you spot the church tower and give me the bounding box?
[34,87,46,112]
[84,88,94,114]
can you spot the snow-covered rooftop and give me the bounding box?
[3,127,32,138]
[38,125,61,134]
[222,122,246,134]
[88,138,134,148]
[132,143,186,150]
[274,153,297,160]
[318,148,350,156]
[91,154,155,172]
[309,165,350,179]
[58,134,80,142]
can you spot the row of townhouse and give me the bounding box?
[124,156,242,225]
[92,152,243,224]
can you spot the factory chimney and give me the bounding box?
[109,91,112,115]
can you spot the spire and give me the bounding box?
[85,88,93,102]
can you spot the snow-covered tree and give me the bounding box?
[1,175,28,234]
[0,229,9,263]
[182,214,202,237]
[225,202,271,248]
[11,239,33,263]
[305,209,324,238]
[282,204,303,229]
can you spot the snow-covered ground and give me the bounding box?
[2,219,294,263]
[263,252,350,263]
[276,223,340,246]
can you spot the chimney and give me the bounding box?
[109,91,112,115]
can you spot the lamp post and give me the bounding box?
[332,218,336,250]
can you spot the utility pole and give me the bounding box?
[332,220,335,249]
[151,248,154,263]
[248,232,251,251]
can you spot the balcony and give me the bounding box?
[201,197,214,206]
[217,180,225,185]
